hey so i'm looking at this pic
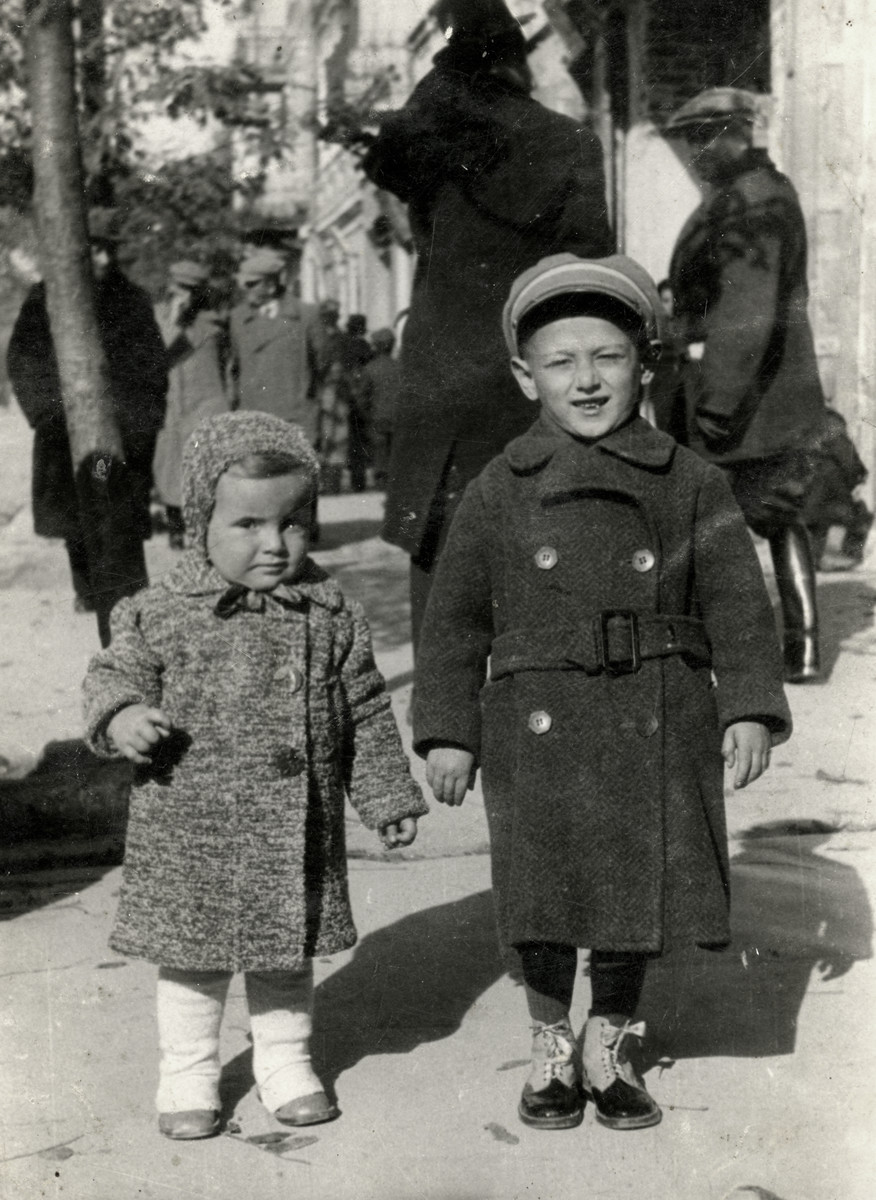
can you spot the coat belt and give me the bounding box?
[490,612,711,680]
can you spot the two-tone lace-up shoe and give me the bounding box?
[580,1014,661,1130]
[518,1020,585,1130]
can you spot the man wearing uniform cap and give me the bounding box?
[7,208,168,610]
[414,250,791,1136]
[228,247,321,448]
[665,87,829,682]
[360,0,612,649]
[153,260,230,547]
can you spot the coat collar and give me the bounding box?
[504,415,677,474]
[160,551,344,613]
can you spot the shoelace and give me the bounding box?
[600,1019,646,1081]
[532,1023,576,1082]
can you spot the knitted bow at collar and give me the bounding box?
[214,582,308,619]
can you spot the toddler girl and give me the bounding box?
[84,411,426,1139]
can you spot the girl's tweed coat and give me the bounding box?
[413,416,792,955]
[83,413,426,972]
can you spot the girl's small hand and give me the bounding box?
[379,817,418,849]
[722,721,771,789]
[425,746,476,806]
[107,704,171,765]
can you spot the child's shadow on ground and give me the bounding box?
[219,888,503,1114]
[639,820,873,1062]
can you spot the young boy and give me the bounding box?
[83,411,426,1141]
[413,254,792,1133]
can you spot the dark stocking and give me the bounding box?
[588,951,647,1019]
[518,941,578,1026]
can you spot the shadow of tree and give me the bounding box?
[313,888,503,1088]
[639,820,873,1061]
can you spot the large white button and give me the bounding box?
[534,546,558,570]
[632,549,655,573]
[528,710,552,735]
[288,668,304,694]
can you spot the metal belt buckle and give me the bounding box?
[598,610,641,675]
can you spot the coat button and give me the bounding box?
[528,710,552,735]
[638,715,659,737]
[288,667,304,694]
[632,549,655,572]
[534,546,558,570]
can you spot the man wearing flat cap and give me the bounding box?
[7,208,168,611]
[228,248,321,450]
[665,87,829,682]
[361,0,612,649]
[153,260,230,547]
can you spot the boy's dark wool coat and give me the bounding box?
[83,556,426,972]
[414,417,792,954]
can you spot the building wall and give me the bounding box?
[770,0,875,488]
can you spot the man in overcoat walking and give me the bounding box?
[228,248,321,448]
[665,88,829,681]
[361,0,613,648]
[7,208,168,611]
[152,260,230,548]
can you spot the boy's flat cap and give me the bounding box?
[503,253,663,356]
[236,248,287,281]
[170,260,209,288]
[663,87,762,134]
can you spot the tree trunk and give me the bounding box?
[25,0,147,646]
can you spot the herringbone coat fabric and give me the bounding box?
[362,65,613,562]
[83,553,426,972]
[413,416,792,953]
[669,149,826,463]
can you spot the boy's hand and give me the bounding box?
[107,704,171,765]
[426,746,476,806]
[722,721,771,789]
[379,817,418,849]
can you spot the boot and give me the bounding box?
[518,1020,584,1130]
[769,526,821,683]
[580,1015,661,1130]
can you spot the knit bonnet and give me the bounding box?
[183,411,320,552]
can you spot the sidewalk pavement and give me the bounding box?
[1,401,875,1198]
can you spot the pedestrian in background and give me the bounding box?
[802,408,872,571]
[339,314,374,493]
[7,208,167,611]
[665,88,830,682]
[152,260,230,548]
[83,411,426,1141]
[228,249,320,446]
[313,298,349,495]
[359,327,401,490]
[361,0,612,650]
[414,254,791,1134]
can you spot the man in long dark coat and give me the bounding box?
[665,88,829,682]
[7,209,168,611]
[361,1,613,647]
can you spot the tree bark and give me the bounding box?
[25,0,147,646]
